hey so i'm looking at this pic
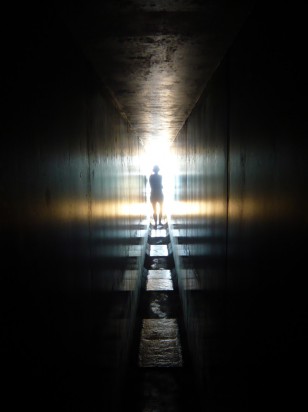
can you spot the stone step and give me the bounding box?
[139,319,183,367]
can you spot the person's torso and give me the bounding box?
[150,174,162,193]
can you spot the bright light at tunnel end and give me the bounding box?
[141,137,178,219]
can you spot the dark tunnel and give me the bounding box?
[1,1,307,411]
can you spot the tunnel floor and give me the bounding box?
[121,220,200,412]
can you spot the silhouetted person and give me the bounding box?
[149,165,164,228]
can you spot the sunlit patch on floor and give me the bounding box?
[139,318,183,367]
[146,269,173,290]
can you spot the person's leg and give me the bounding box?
[158,201,163,224]
[152,201,158,227]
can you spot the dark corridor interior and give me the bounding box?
[1,1,307,411]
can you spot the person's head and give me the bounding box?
[153,165,160,173]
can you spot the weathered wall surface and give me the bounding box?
[1,10,146,412]
[170,5,307,410]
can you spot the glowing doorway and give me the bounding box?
[141,139,178,224]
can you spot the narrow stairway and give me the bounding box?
[123,220,200,411]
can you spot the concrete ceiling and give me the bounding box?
[61,0,256,148]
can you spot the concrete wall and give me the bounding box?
[1,8,146,412]
[170,4,307,410]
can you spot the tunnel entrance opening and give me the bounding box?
[141,139,178,226]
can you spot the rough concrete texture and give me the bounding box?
[61,0,256,146]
